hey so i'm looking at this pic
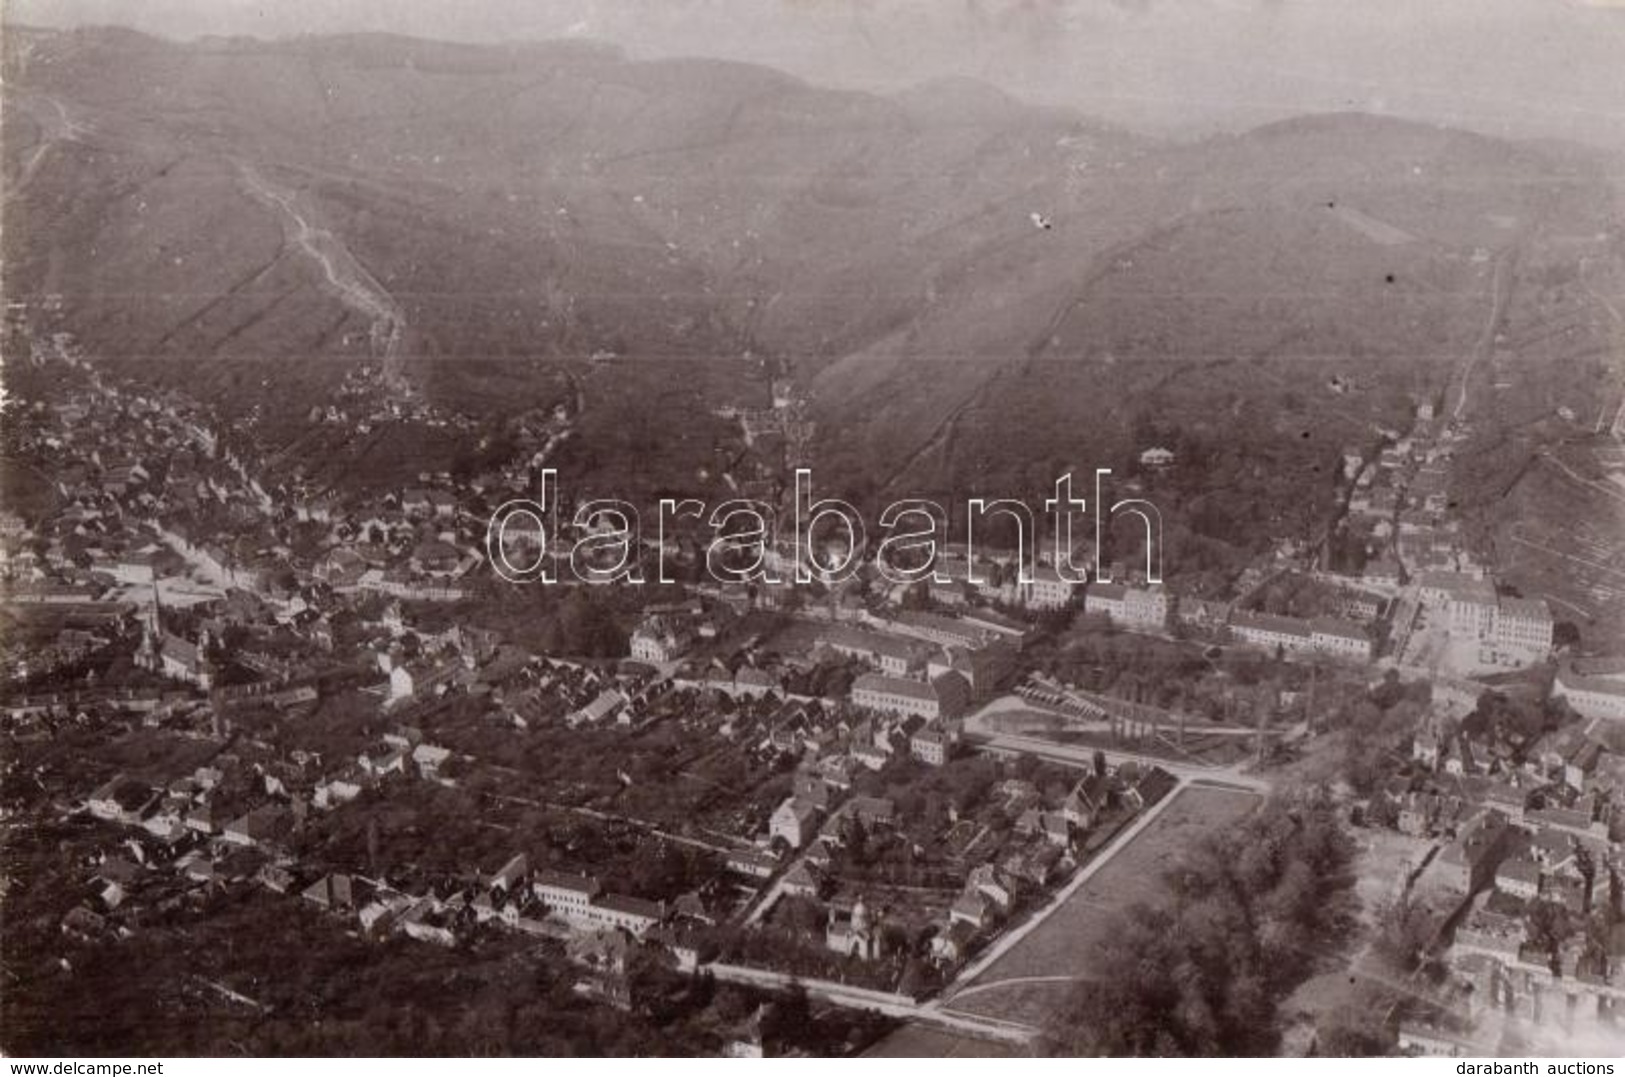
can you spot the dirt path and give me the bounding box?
[235,160,412,398]
[1453,250,1514,422]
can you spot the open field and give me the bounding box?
[862,1024,1026,1058]
[940,785,1262,1027]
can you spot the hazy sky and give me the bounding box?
[9,0,1625,145]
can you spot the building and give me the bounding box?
[589,895,664,938]
[532,870,664,938]
[1362,558,1402,589]
[1434,810,1513,894]
[819,626,929,678]
[1020,565,1083,611]
[1139,446,1175,470]
[910,722,956,766]
[825,897,882,960]
[1421,573,1552,657]
[1228,610,1371,663]
[1083,582,1168,630]
[769,797,822,849]
[1308,618,1374,662]
[1228,610,1314,656]
[87,775,157,825]
[533,870,602,917]
[1490,597,1553,654]
[1552,658,1625,722]
[850,672,970,722]
[629,616,693,664]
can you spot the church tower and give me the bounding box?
[136,582,162,673]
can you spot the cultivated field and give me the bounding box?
[941,784,1263,1027]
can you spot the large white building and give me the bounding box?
[1229,610,1372,663]
[1083,582,1168,630]
[532,870,664,937]
[1309,618,1375,662]
[629,616,693,664]
[1552,657,1625,722]
[1420,572,1552,657]
[1021,565,1083,611]
[850,672,971,722]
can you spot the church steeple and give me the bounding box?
[137,582,161,671]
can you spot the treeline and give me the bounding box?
[1045,789,1355,1056]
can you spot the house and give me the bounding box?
[1528,727,1607,790]
[568,927,632,976]
[671,891,718,927]
[1434,810,1513,894]
[412,743,453,781]
[949,891,992,929]
[1039,812,1072,846]
[359,745,408,779]
[567,688,629,728]
[629,616,694,664]
[87,775,158,825]
[399,899,458,947]
[61,905,108,941]
[1413,729,1443,771]
[256,864,296,894]
[727,848,778,879]
[1494,855,1541,901]
[770,797,822,849]
[967,863,1014,910]
[781,861,824,900]
[302,873,357,912]
[1021,565,1083,611]
[930,919,979,965]
[1062,774,1111,828]
[1139,446,1175,470]
[483,852,530,894]
[910,723,955,767]
[222,803,289,847]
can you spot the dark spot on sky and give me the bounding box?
[1301,430,1312,439]
[1385,273,1396,283]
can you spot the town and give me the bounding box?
[481,467,1162,588]
[4,303,1624,1059]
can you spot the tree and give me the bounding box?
[1371,897,1432,973]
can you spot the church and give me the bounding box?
[134,586,215,690]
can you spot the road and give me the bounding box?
[5,95,89,207]
[965,726,1273,794]
[702,962,1038,1045]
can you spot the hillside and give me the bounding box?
[4,27,1622,595]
